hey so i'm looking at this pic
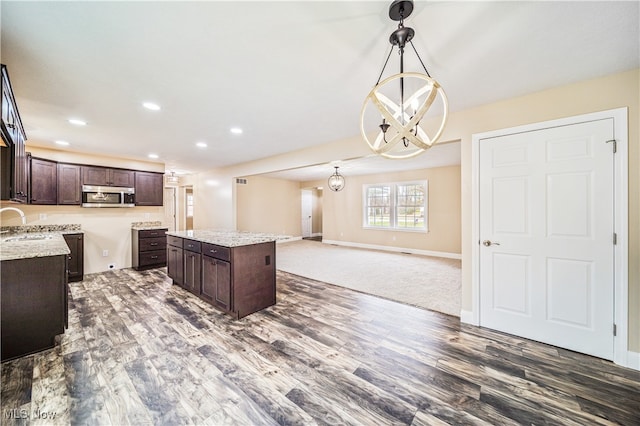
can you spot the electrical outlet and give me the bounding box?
[102,249,109,257]
[108,264,116,270]
[39,213,47,220]
[144,213,150,220]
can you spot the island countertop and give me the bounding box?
[166,229,289,248]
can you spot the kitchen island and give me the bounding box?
[166,230,287,319]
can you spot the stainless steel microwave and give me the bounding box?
[82,185,135,208]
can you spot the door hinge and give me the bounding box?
[613,324,617,336]
[606,139,617,153]
[613,233,617,245]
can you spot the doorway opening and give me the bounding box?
[301,187,323,241]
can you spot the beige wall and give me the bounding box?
[236,175,302,236]
[1,146,166,273]
[191,68,638,353]
[317,166,461,254]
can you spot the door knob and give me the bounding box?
[482,240,500,247]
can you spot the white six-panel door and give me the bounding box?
[479,118,615,360]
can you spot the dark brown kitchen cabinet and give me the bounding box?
[57,163,81,205]
[63,233,84,282]
[202,253,231,311]
[1,64,27,203]
[135,171,163,206]
[183,250,201,296]
[29,156,58,204]
[132,228,167,270]
[82,165,134,187]
[1,254,67,361]
[167,236,184,286]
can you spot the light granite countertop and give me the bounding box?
[166,229,290,248]
[0,225,81,261]
[131,221,168,231]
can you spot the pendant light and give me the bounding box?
[360,0,448,159]
[328,166,345,192]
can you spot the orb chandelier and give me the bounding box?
[327,166,345,192]
[360,0,448,159]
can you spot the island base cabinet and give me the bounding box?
[1,255,66,361]
[231,243,276,319]
[167,245,183,286]
[183,251,201,295]
[202,256,231,311]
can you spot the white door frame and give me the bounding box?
[301,189,313,238]
[469,107,630,368]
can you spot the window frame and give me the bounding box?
[362,180,428,232]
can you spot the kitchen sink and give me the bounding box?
[3,234,54,242]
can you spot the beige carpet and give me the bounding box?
[276,239,461,317]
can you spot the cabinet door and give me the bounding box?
[183,251,201,295]
[82,166,110,186]
[202,256,231,311]
[110,169,134,187]
[63,233,84,282]
[30,157,58,204]
[135,171,163,206]
[57,163,81,205]
[167,246,184,285]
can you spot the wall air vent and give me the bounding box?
[236,178,248,185]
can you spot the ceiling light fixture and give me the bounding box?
[165,171,180,186]
[360,0,448,159]
[68,118,86,126]
[143,102,161,111]
[55,140,70,146]
[196,142,208,148]
[148,153,159,159]
[230,127,243,135]
[328,166,345,192]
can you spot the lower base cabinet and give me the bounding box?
[183,251,201,295]
[1,255,67,361]
[201,256,231,311]
[63,233,84,282]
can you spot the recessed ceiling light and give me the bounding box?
[230,127,243,135]
[55,140,70,146]
[148,153,159,159]
[143,102,161,111]
[196,142,207,148]
[68,118,86,126]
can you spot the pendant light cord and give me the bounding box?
[409,41,431,78]
[376,45,395,85]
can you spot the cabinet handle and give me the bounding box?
[210,249,217,253]
[150,232,158,236]
[151,256,158,259]
[150,243,158,246]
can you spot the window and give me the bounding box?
[363,181,427,231]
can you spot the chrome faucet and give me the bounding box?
[0,207,27,225]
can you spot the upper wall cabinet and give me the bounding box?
[57,163,81,205]
[82,166,135,187]
[29,156,58,205]
[135,171,163,206]
[1,64,27,202]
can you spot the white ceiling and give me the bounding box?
[1,1,638,181]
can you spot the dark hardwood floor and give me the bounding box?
[2,268,639,425]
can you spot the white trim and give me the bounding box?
[460,309,476,325]
[322,239,461,260]
[471,107,630,368]
[626,351,640,371]
[277,236,302,244]
[311,232,323,238]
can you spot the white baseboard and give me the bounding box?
[277,236,302,243]
[460,309,478,325]
[625,350,640,371]
[311,232,323,238]
[321,239,462,260]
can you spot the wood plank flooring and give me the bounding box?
[2,268,639,425]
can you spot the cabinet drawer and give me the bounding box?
[139,236,166,252]
[138,249,166,267]
[167,236,183,248]
[202,243,230,262]
[183,240,201,253]
[139,229,167,239]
